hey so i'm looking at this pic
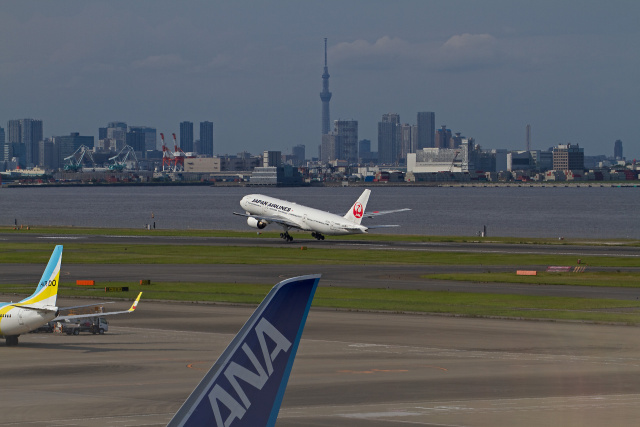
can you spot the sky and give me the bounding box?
[2,1,639,159]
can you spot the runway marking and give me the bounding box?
[338,368,409,374]
[37,236,88,240]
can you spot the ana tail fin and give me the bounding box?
[167,274,321,427]
[20,245,63,308]
[343,189,370,225]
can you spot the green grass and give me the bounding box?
[0,242,638,267]
[2,226,639,246]
[3,281,640,324]
[423,271,640,288]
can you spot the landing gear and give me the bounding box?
[280,232,293,242]
[311,232,325,241]
[5,335,19,346]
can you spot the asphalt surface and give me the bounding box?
[2,299,640,426]
[2,233,640,426]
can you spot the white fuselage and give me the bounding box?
[240,194,368,235]
[0,304,58,336]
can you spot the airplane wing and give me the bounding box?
[365,224,401,229]
[55,292,142,321]
[363,208,411,218]
[6,304,58,314]
[232,212,304,230]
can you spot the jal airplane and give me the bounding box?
[168,274,321,427]
[234,188,410,241]
[0,245,142,346]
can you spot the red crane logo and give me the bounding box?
[353,202,364,219]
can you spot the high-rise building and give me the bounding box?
[180,121,194,153]
[54,132,94,165]
[321,133,338,164]
[126,131,146,153]
[263,150,282,167]
[99,122,127,152]
[200,121,214,156]
[377,113,400,165]
[320,38,332,135]
[416,112,435,150]
[526,124,531,151]
[614,139,623,160]
[334,120,358,164]
[553,144,584,171]
[7,119,43,167]
[399,124,415,162]
[435,125,452,149]
[292,144,305,166]
[129,126,157,153]
[0,126,5,162]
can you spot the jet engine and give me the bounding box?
[247,217,268,229]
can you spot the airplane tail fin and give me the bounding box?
[343,189,370,225]
[168,274,321,427]
[20,245,63,308]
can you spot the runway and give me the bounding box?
[2,234,640,426]
[2,299,640,426]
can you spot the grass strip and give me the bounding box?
[2,226,639,246]
[0,242,638,268]
[3,281,640,324]
[423,272,640,288]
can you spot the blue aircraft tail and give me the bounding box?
[167,274,321,427]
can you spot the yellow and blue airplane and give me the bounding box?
[0,245,141,346]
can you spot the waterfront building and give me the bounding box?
[407,139,476,175]
[200,121,214,156]
[321,133,338,163]
[334,120,358,164]
[129,126,157,153]
[552,144,584,172]
[416,112,435,150]
[125,131,146,154]
[435,125,452,149]
[100,122,127,151]
[54,133,94,167]
[179,121,194,153]
[7,118,43,167]
[399,123,415,162]
[292,144,305,166]
[38,138,58,170]
[377,113,401,165]
[614,139,623,160]
[0,126,6,163]
[263,150,282,167]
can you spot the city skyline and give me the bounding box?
[1,2,639,159]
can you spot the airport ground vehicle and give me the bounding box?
[60,317,109,335]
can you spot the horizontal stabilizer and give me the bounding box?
[364,207,411,218]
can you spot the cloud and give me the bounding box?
[131,54,189,70]
[330,34,511,73]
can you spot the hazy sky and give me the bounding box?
[2,1,639,159]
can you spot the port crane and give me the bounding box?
[108,145,139,171]
[63,145,95,171]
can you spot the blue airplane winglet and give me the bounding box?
[168,274,321,427]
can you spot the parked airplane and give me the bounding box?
[0,245,142,346]
[167,274,321,427]
[234,188,410,241]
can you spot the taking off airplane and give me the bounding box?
[234,188,410,241]
[0,245,142,346]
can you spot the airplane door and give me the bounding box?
[18,309,25,325]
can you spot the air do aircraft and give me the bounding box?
[0,245,142,346]
[233,188,410,241]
